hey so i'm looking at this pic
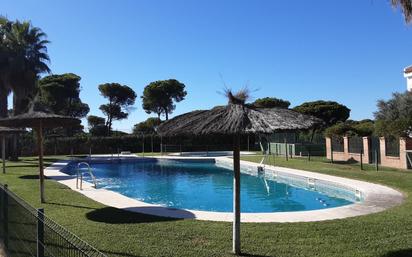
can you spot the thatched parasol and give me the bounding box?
[0,127,25,174]
[0,102,80,203]
[157,92,321,254]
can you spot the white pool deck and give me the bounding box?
[44,155,404,223]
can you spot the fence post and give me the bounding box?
[142,134,145,157]
[3,184,8,248]
[330,142,334,164]
[37,208,45,257]
[375,150,379,171]
[360,150,363,170]
[285,140,289,161]
[308,145,311,162]
[160,136,163,155]
[151,134,154,153]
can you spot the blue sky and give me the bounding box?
[2,0,412,132]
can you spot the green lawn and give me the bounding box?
[1,155,412,257]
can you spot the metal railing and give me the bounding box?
[0,184,107,257]
[76,162,97,190]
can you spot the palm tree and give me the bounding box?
[2,19,50,115]
[391,0,412,23]
[0,17,13,118]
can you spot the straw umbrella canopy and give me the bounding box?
[0,102,80,203]
[0,127,25,174]
[157,92,321,254]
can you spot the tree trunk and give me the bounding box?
[232,134,241,254]
[165,111,169,120]
[0,87,8,118]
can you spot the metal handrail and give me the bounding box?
[76,162,97,190]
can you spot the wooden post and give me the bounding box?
[247,134,250,152]
[2,136,5,174]
[54,137,57,156]
[160,136,163,155]
[151,134,154,153]
[36,122,45,203]
[232,134,241,255]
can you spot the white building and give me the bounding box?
[404,65,412,92]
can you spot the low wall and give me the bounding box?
[326,136,411,170]
[326,137,369,163]
[379,137,411,170]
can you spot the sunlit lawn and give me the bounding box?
[1,154,411,257]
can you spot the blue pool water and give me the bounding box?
[65,159,356,212]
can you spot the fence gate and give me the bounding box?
[370,137,381,164]
[406,151,412,169]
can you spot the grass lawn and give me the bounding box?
[1,154,412,257]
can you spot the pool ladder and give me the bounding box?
[76,162,98,190]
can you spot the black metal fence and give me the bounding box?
[331,137,344,152]
[385,137,400,157]
[0,184,107,257]
[348,137,363,154]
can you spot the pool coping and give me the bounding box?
[44,155,404,223]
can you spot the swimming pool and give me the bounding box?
[64,158,359,213]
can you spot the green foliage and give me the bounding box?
[133,117,162,134]
[324,122,353,138]
[293,100,350,128]
[98,83,137,134]
[87,115,105,129]
[141,79,187,120]
[251,97,290,108]
[0,17,50,115]
[374,91,412,137]
[87,115,106,137]
[352,120,375,137]
[324,119,375,138]
[38,73,90,118]
[391,0,412,23]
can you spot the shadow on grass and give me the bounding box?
[238,253,272,257]
[100,250,145,257]
[19,175,50,179]
[46,201,97,210]
[381,249,412,257]
[86,207,188,224]
[6,164,39,168]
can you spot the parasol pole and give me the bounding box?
[2,135,5,174]
[233,133,241,254]
[36,121,45,203]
